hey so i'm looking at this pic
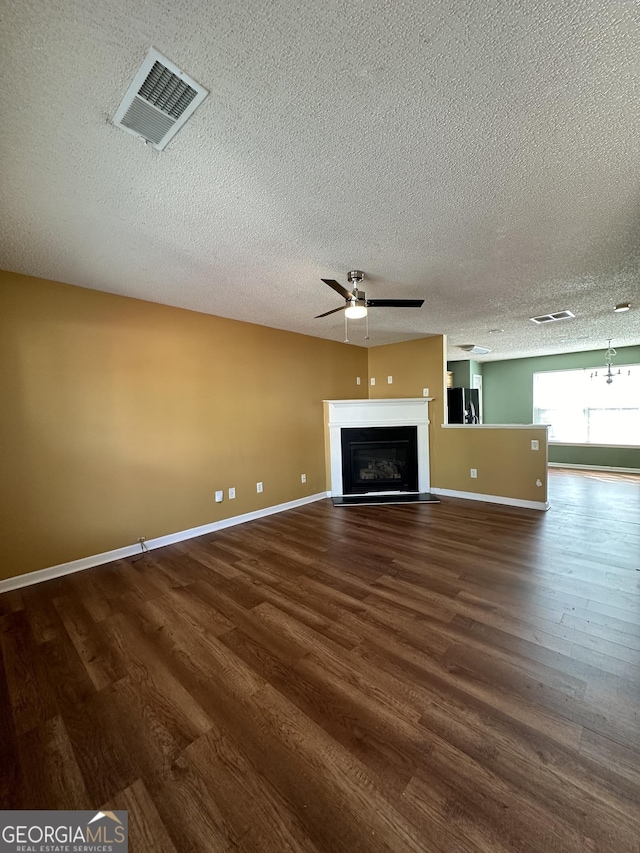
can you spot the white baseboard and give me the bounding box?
[0,492,329,594]
[548,462,640,474]
[431,487,549,511]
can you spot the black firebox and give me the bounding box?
[341,426,418,495]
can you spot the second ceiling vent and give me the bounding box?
[530,310,575,324]
[113,48,208,150]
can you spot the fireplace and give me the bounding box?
[341,426,418,494]
[324,398,433,497]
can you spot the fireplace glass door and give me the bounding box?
[341,426,418,494]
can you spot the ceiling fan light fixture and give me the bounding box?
[614,302,631,312]
[317,271,422,329]
[344,302,368,319]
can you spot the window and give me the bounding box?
[533,365,640,445]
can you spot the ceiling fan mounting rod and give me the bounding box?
[347,270,365,302]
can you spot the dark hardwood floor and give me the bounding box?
[1,468,639,852]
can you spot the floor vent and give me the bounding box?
[530,310,575,324]
[113,48,208,150]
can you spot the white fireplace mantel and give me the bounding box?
[324,398,433,496]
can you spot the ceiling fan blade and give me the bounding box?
[321,278,353,300]
[366,299,425,308]
[315,305,346,319]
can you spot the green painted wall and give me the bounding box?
[447,360,482,388]
[547,444,640,467]
[447,360,470,387]
[482,345,640,469]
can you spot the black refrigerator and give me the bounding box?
[447,387,480,424]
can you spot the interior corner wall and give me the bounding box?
[468,360,483,382]
[367,336,446,402]
[0,270,368,580]
[367,336,448,475]
[482,346,640,469]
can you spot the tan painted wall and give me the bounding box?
[366,336,548,502]
[436,427,549,502]
[1,274,551,581]
[0,270,367,579]
[367,336,447,475]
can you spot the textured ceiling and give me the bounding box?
[1,0,639,361]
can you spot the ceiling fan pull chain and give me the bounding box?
[344,313,349,343]
[365,312,369,340]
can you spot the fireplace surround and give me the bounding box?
[324,398,432,497]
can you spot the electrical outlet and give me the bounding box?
[423,387,429,397]
[370,377,376,386]
[301,474,306,483]
[228,487,236,499]
[356,376,361,385]
[387,375,393,384]
[531,439,539,450]
[256,481,263,493]
[215,490,223,503]
[470,468,478,478]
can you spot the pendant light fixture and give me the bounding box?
[591,339,621,384]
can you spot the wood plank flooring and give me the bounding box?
[1,468,639,852]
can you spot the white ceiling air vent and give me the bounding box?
[113,48,208,150]
[530,310,575,324]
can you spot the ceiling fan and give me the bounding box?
[315,271,424,319]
